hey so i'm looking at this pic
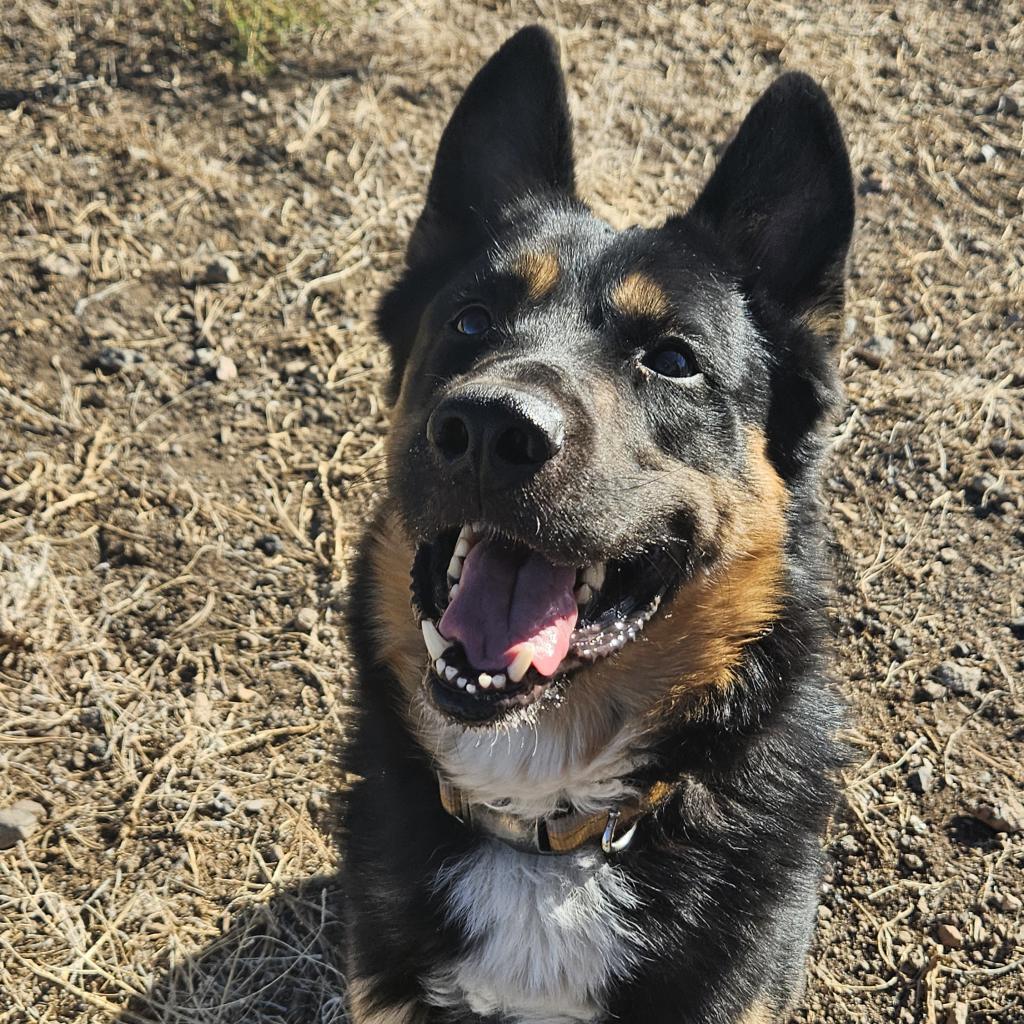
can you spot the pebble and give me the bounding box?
[255,534,284,556]
[854,334,894,368]
[201,256,241,284]
[908,761,934,794]
[932,662,983,696]
[908,320,931,342]
[945,1004,969,1024]
[242,799,269,816]
[0,800,46,850]
[838,835,861,855]
[94,347,145,374]
[936,923,963,948]
[980,144,997,162]
[214,355,237,382]
[970,797,1024,834]
[916,681,947,702]
[937,546,958,564]
[294,606,318,631]
[997,892,1022,912]
[37,252,82,278]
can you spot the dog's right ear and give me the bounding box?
[378,26,574,397]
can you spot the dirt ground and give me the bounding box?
[1,1,1022,1021]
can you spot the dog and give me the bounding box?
[338,25,854,1024]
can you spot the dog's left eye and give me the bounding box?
[454,306,492,336]
[643,342,698,379]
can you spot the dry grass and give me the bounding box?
[1,0,1022,1022]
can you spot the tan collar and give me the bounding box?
[438,775,677,855]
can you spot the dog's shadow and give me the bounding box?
[119,876,350,1024]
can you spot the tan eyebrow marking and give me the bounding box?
[612,271,670,320]
[510,251,560,302]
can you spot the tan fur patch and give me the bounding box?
[738,999,777,1024]
[611,271,669,320]
[511,250,560,302]
[571,428,788,728]
[367,510,424,696]
[348,976,421,1024]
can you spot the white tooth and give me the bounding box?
[447,555,463,580]
[491,673,506,690]
[445,666,458,681]
[478,673,492,689]
[421,620,449,660]
[435,658,446,674]
[575,583,593,606]
[457,677,467,689]
[583,562,606,590]
[454,539,471,558]
[465,682,476,694]
[449,583,461,598]
[507,646,534,683]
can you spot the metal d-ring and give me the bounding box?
[601,808,637,855]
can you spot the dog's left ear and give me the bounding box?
[687,72,854,336]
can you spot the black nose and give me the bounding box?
[427,385,565,491]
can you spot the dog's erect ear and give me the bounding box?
[407,26,575,268]
[687,73,854,336]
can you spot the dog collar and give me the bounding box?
[438,775,675,856]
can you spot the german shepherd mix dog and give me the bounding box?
[340,25,854,1024]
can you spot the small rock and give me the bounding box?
[945,1003,969,1024]
[242,799,269,816]
[891,636,912,660]
[938,547,959,564]
[980,144,997,163]
[0,800,46,849]
[970,797,1024,834]
[936,923,963,949]
[193,346,217,366]
[255,534,283,556]
[932,662,983,696]
[907,814,929,835]
[854,334,894,368]
[908,320,931,342]
[996,93,1019,115]
[838,835,861,855]
[36,252,82,278]
[214,355,237,382]
[916,681,948,702]
[93,347,146,374]
[201,256,241,285]
[283,358,309,377]
[294,606,318,631]
[903,853,924,871]
[997,892,1022,912]
[817,904,832,921]
[908,761,934,794]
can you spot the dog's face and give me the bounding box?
[375,28,852,735]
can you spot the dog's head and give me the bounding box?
[373,27,853,740]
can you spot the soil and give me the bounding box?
[1,2,1022,1022]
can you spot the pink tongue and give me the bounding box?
[439,538,578,677]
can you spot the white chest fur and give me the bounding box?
[424,841,648,1024]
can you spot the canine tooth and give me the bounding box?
[575,583,593,606]
[583,562,606,590]
[447,555,463,580]
[454,539,471,558]
[449,583,461,598]
[507,646,534,683]
[457,677,468,689]
[435,658,446,674]
[465,682,476,694]
[492,673,506,689]
[478,673,492,689]
[421,620,449,660]
[445,666,458,681]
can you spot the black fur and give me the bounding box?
[340,25,853,1024]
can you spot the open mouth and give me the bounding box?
[411,523,681,722]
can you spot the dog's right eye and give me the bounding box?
[454,306,492,336]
